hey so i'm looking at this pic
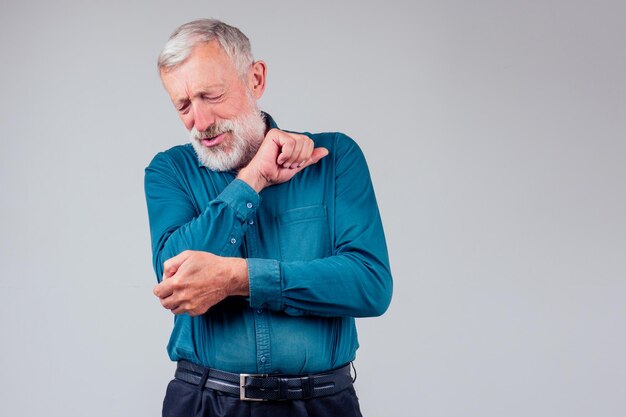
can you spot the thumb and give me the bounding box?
[293,147,329,173]
[309,147,329,164]
[162,250,194,280]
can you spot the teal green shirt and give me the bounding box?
[144,114,392,374]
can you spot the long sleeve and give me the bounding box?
[248,135,393,318]
[143,128,392,373]
[144,150,260,281]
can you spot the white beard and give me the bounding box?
[190,107,266,172]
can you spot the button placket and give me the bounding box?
[245,202,270,372]
[245,211,259,257]
[254,308,271,373]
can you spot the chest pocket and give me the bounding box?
[276,205,331,261]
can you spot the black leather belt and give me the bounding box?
[175,360,355,401]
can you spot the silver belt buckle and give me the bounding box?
[240,373,268,401]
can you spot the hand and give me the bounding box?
[237,128,328,192]
[153,250,249,316]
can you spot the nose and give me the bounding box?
[191,102,215,132]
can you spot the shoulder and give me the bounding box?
[288,130,363,160]
[145,144,197,173]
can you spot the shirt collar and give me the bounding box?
[194,111,278,168]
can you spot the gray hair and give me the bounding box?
[158,18,254,76]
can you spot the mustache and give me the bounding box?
[192,120,234,139]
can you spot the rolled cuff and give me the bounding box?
[217,179,260,222]
[248,258,282,310]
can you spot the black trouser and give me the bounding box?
[162,375,364,417]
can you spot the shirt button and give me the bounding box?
[260,356,266,363]
[230,238,236,244]
[246,202,253,209]
[256,309,263,315]
[249,219,254,225]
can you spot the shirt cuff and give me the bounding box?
[248,258,282,310]
[216,179,261,222]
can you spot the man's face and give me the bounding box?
[160,40,266,171]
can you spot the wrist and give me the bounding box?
[237,166,267,193]
[228,258,250,297]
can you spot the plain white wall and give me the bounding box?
[1,1,625,416]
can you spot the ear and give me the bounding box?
[248,60,266,99]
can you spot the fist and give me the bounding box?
[237,128,328,192]
[153,250,248,316]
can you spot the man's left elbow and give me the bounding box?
[372,291,392,317]
[364,276,393,317]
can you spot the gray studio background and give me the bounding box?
[1,1,624,416]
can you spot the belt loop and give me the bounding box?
[301,376,314,399]
[197,367,210,390]
[350,362,357,383]
[278,377,288,400]
[193,367,211,414]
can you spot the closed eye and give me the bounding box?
[177,101,190,114]
[202,93,224,102]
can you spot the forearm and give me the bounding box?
[145,150,260,281]
[156,181,256,264]
[285,253,392,317]
[248,252,392,318]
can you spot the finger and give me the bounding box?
[267,128,281,144]
[171,304,186,315]
[288,137,310,169]
[163,250,193,280]
[289,147,328,175]
[283,136,305,168]
[160,294,179,310]
[257,129,281,159]
[294,139,314,168]
[276,136,295,165]
[153,280,175,299]
[305,147,329,166]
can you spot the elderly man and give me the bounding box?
[145,18,392,417]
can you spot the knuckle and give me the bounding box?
[175,288,186,300]
[267,128,280,140]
